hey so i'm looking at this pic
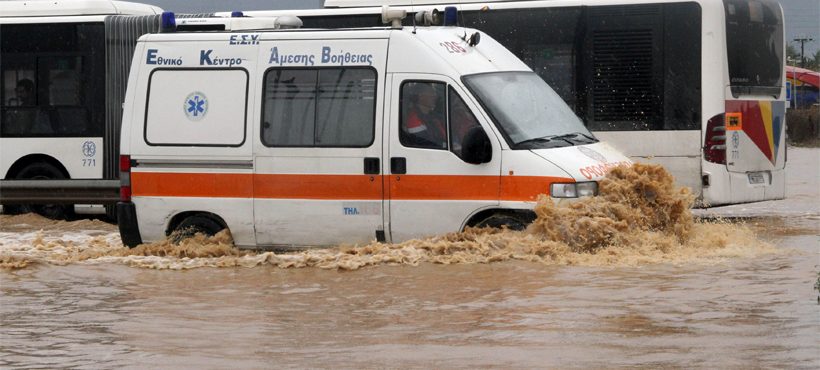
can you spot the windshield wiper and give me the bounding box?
[544,132,598,145]
[514,136,566,149]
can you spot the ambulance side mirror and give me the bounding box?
[461,127,492,165]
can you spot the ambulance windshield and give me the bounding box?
[464,72,596,149]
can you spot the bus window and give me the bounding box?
[1,60,50,135]
[301,14,382,28]
[462,7,582,110]
[2,69,36,107]
[44,57,82,106]
[0,23,104,138]
[462,3,701,132]
[724,0,783,97]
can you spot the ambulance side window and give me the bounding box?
[262,67,376,147]
[448,87,482,160]
[400,81,485,159]
[262,69,316,146]
[400,81,447,150]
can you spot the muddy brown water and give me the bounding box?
[1,161,818,368]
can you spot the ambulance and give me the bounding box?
[116,8,632,248]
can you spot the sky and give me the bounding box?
[143,0,820,56]
[780,0,820,57]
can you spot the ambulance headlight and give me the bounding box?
[576,182,598,197]
[550,181,598,198]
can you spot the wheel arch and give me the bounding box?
[5,154,71,179]
[463,208,537,230]
[166,211,228,236]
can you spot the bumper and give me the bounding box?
[117,202,142,247]
[701,166,786,206]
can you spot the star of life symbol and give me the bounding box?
[184,92,208,121]
[731,131,740,149]
[82,141,96,157]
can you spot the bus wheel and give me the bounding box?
[475,213,529,231]
[172,215,225,243]
[13,162,71,220]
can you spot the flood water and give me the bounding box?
[1,148,818,369]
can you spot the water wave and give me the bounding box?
[0,164,777,270]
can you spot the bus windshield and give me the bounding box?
[724,0,783,97]
[463,72,596,149]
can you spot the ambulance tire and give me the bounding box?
[11,162,72,220]
[172,215,225,243]
[475,214,528,231]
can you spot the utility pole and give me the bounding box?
[793,36,815,68]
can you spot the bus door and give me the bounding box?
[253,39,387,247]
[386,74,501,242]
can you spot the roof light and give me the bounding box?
[231,11,244,17]
[160,11,176,32]
[414,9,440,26]
[443,6,458,26]
[274,15,303,29]
[381,5,406,29]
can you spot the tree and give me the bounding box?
[787,44,800,66]
[809,50,820,71]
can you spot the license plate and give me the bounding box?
[748,172,765,184]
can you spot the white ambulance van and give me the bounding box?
[117,8,632,248]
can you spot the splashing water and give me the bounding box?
[0,164,776,270]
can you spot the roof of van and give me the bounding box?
[0,0,162,18]
[139,27,395,41]
[324,0,506,7]
[138,25,530,76]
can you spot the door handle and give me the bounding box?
[390,157,406,174]
[363,157,380,175]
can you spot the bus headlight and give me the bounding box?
[550,181,598,198]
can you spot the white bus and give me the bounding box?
[235,0,788,207]
[0,0,167,218]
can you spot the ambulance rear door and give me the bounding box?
[253,38,388,247]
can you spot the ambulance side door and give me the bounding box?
[253,39,387,247]
[386,74,501,242]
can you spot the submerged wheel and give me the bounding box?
[11,162,72,220]
[172,215,225,243]
[475,214,529,231]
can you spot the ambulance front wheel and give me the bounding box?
[475,213,529,231]
[172,214,226,243]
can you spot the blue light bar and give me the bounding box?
[443,6,458,26]
[160,11,176,32]
[231,11,244,17]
